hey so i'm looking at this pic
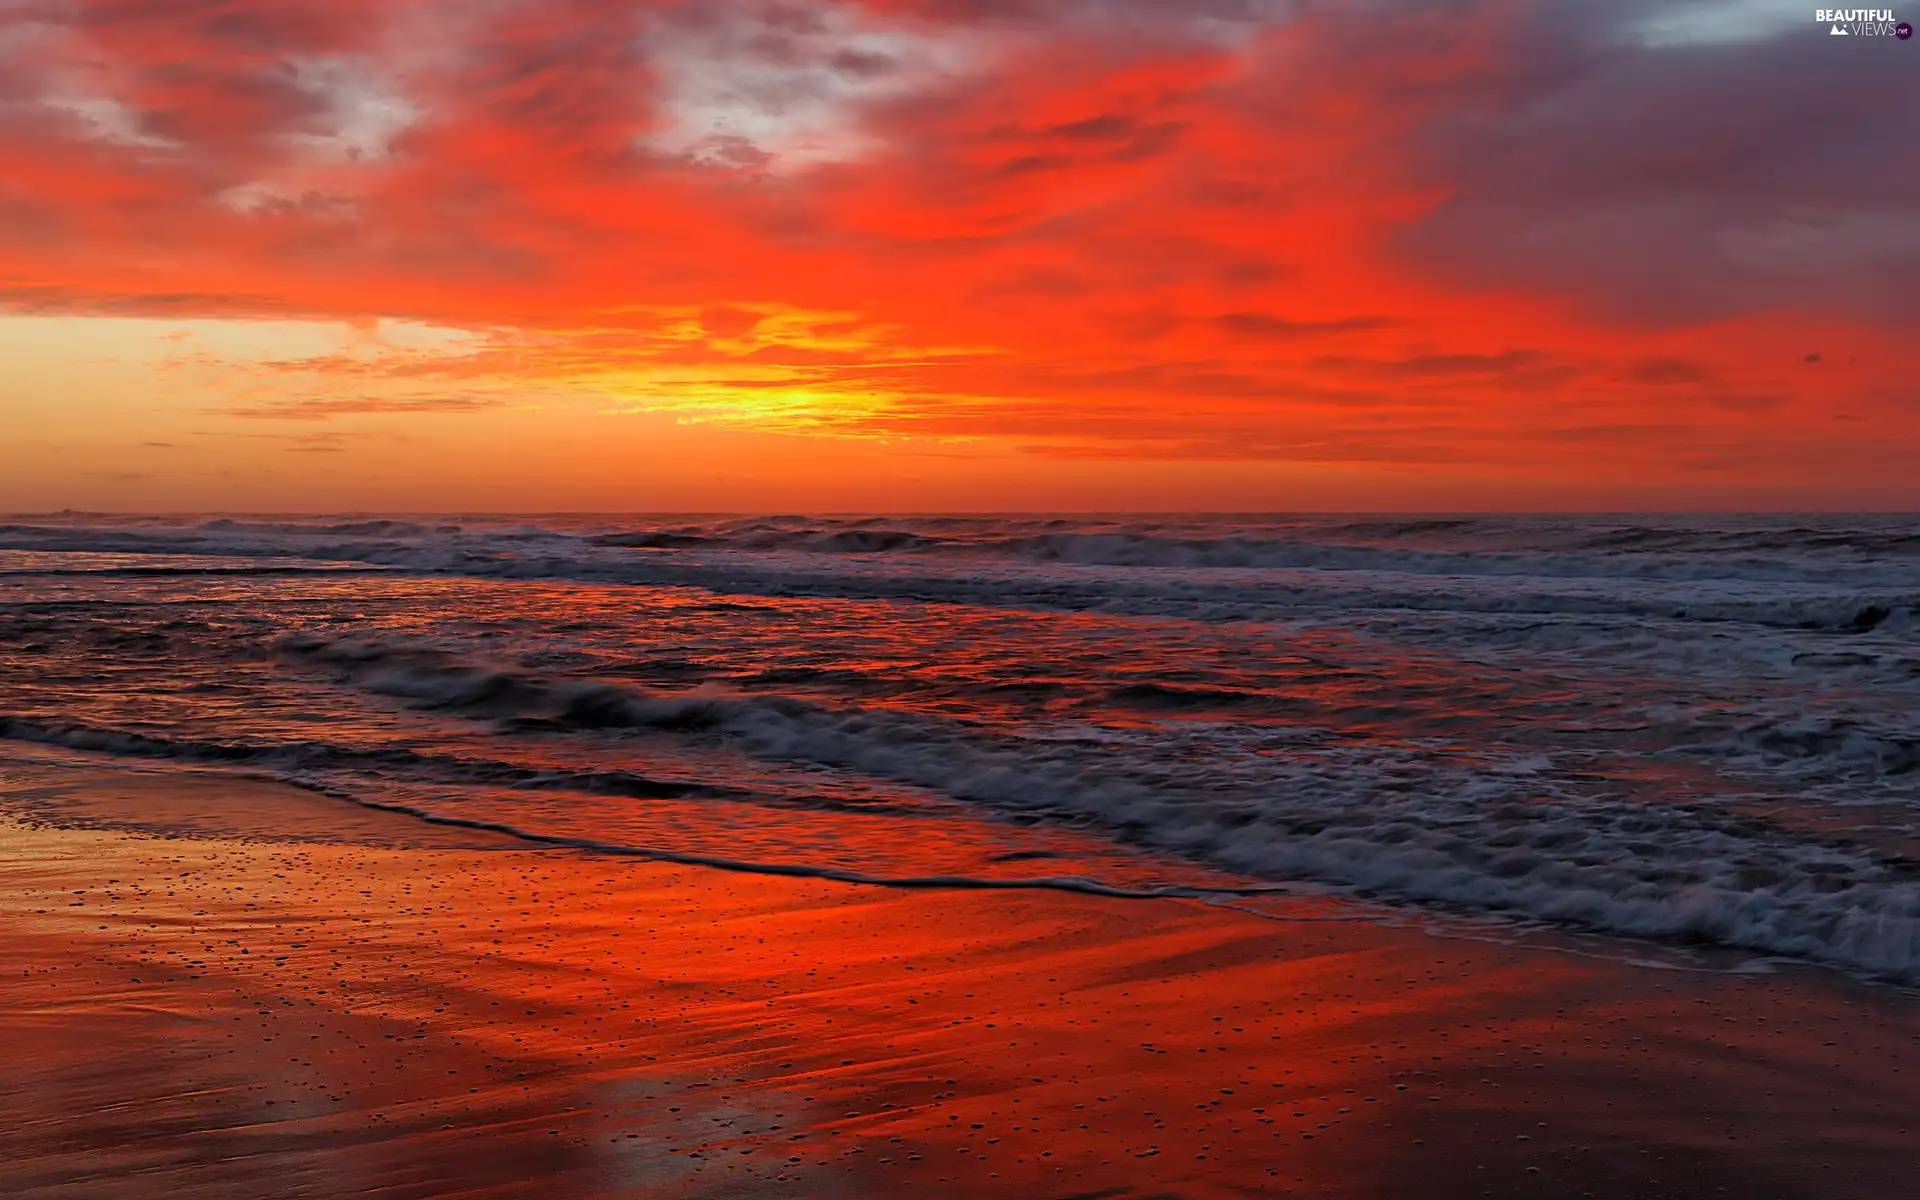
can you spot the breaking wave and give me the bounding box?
[253,633,1920,983]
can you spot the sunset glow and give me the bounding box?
[3,0,1915,510]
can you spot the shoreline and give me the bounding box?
[2,764,1915,1198]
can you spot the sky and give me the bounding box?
[1,0,1916,512]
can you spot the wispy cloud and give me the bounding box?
[215,395,512,421]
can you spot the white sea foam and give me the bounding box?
[259,633,1920,983]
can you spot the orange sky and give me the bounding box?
[2,0,1916,511]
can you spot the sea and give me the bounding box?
[1,513,1915,983]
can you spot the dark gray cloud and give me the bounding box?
[886,0,1289,30]
[1389,1,1920,324]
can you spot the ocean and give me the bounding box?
[2,512,1915,983]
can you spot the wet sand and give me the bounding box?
[1,763,1914,1199]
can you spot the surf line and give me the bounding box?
[280,773,1370,913]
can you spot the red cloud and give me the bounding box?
[2,0,1916,496]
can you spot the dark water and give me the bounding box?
[1,513,1915,981]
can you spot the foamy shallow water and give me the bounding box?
[1,513,1916,981]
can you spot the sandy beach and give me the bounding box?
[1,759,1912,1199]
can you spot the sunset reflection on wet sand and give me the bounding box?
[2,769,1912,1199]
